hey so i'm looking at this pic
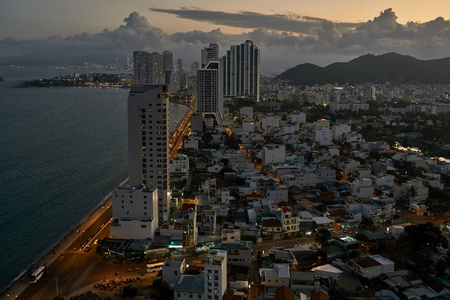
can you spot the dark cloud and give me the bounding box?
[0,10,450,70]
[149,7,360,34]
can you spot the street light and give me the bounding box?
[77,230,85,250]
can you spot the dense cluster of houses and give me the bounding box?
[159,106,450,299]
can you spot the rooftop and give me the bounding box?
[354,257,381,268]
[174,273,205,292]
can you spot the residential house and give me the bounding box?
[221,228,241,243]
[211,241,253,267]
[174,273,205,300]
[163,258,186,286]
[262,218,283,237]
[259,264,291,290]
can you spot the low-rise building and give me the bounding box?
[174,273,205,300]
[110,185,158,240]
[163,258,186,286]
[211,241,253,267]
[259,264,291,289]
[348,257,383,279]
[221,228,241,243]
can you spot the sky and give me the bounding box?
[0,0,449,70]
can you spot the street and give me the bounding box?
[14,223,152,300]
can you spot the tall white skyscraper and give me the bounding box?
[223,40,260,101]
[197,58,223,126]
[201,43,219,67]
[127,84,170,225]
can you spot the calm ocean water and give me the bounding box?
[0,66,188,292]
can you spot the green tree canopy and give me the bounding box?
[401,222,448,250]
[122,283,139,298]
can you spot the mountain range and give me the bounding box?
[276,53,450,85]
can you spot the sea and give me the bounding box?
[0,66,189,293]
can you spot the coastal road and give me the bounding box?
[169,104,193,158]
[15,217,112,300]
[15,223,150,300]
[67,205,112,251]
[2,201,115,300]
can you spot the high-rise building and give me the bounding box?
[163,51,173,76]
[170,72,180,92]
[197,58,223,126]
[133,51,164,84]
[204,250,227,300]
[133,50,149,84]
[177,59,183,71]
[149,52,163,84]
[223,40,260,101]
[191,62,199,73]
[127,84,170,224]
[201,43,219,67]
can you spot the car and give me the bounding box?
[84,246,91,252]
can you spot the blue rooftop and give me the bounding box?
[174,273,205,292]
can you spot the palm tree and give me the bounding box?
[314,228,332,250]
[404,185,418,202]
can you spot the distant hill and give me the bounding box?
[276,53,450,85]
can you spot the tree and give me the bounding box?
[404,185,418,202]
[152,278,173,299]
[201,132,213,144]
[401,222,448,250]
[122,283,139,298]
[360,218,374,230]
[314,228,331,250]
[256,251,263,268]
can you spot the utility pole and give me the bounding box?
[272,227,275,250]
[122,239,126,265]
[56,277,59,296]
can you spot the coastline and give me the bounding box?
[0,177,128,299]
[1,99,190,299]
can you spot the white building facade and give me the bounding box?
[204,250,227,300]
[127,84,170,225]
[110,186,158,239]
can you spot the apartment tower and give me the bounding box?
[201,43,219,67]
[197,58,224,126]
[127,84,170,225]
[223,40,260,101]
[133,51,164,84]
[163,51,173,74]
